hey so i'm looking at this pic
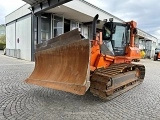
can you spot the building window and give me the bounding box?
[41,14,51,41]
[70,21,79,30]
[53,15,63,37]
[41,22,49,40]
[64,18,70,33]
[33,16,38,49]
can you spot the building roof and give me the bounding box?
[8,0,158,41]
[22,0,72,13]
[22,0,45,6]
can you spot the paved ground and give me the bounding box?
[0,50,160,120]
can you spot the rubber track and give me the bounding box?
[90,63,145,100]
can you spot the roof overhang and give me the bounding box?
[22,0,72,14]
[46,5,104,28]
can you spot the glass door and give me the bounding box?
[53,15,64,37]
[70,21,79,30]
[41,14,51,42]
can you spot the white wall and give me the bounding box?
[6,4,32,61]
[6,22,16,49]
[16,15,32,61]
[6,4,31,24]
[151,41,156,58]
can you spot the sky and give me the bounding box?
[85,0,160,39]
[0,0,25,24]
[0,0,159,39]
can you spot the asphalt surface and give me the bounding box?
[0,50,160,120]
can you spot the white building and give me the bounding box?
[5,0,158,61]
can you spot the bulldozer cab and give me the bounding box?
[102,22,130,56]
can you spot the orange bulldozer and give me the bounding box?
[154,48,160,61]
[25,14,145,100]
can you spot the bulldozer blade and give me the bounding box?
[25,29,90,95]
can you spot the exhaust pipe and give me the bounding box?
[92,14,99,40]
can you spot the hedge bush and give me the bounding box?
[0,43,6,50]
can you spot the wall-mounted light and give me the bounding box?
[41,16,47,19]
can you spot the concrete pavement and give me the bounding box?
[0,51,160,120]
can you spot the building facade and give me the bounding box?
[5,0,158,61]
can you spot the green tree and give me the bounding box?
[0,35,6,44]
